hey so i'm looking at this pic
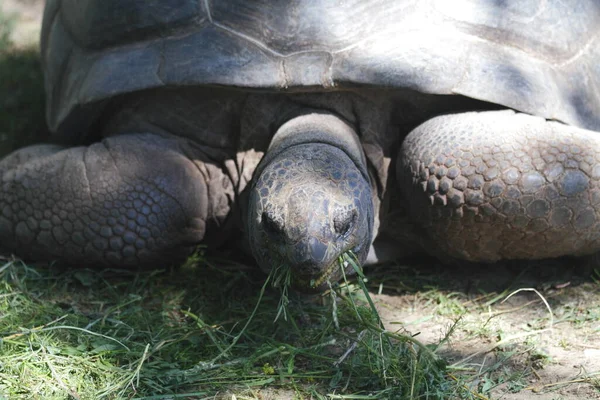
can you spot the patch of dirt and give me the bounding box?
[369,260,600,399]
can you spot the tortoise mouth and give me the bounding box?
[290,254,355,292]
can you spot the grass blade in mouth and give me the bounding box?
[340,251,385,331]
[272,264,292,322]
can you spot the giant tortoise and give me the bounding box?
[1,0,600,290]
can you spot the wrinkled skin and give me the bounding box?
[248,143,373,291]
[246,112,374,291]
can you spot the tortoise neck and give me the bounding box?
[263,112,369,180]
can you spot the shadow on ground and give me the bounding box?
[366,254,596,295]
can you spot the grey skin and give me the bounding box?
[248,113,374,288]
[2,0,600,291]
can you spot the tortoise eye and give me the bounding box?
[334,209,357,237]
[262,211,284,235]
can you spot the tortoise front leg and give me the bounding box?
[0,133,223,268]
[397,110,600,262]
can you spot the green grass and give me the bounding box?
[7,252,597,400]
[6,249,595,399]
[0,252,488,399]
[0,253,484,399]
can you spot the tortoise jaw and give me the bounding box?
[290,256,354,292]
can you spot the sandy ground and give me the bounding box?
[370,261,600,399]
[2,1,599,398]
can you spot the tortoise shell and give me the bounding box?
[42,0,600,137]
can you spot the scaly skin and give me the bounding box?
[248,113,374,291]
[398,110,600,262]
[0,133,217,267]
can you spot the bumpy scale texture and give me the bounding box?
[399,110,600,261]
[0,134,209,267]
[249,143,373,286]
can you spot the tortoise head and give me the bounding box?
[248,113,374,292]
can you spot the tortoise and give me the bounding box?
[2,0,600,291]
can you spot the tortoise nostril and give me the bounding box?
[334,209,357,237]
[262,211,284,235]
